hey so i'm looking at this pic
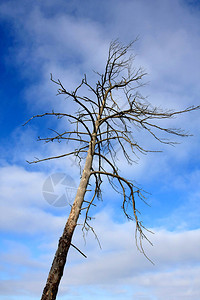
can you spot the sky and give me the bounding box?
[0,0,200,299]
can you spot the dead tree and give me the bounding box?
[24,40,199,300]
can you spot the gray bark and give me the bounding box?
[41,133,97,300]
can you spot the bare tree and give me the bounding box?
[24,40,199,300]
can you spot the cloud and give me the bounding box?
[55,220,200,299]
[0,165,68,234]
[0,157,199,300]
[132,265,200,300]
[0,210,199,299]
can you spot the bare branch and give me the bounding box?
[70,243,87,258]
[26,147,88,164]
[24,112,92,138]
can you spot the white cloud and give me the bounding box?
[132,266,200,300]
[1,210,199,299]
[0,165,68,234]
[57,218,200,299]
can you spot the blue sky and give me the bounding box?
[0,0,200,299]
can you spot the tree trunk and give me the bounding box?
[41,138,95,300]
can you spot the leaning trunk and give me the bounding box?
[41,139,95,300]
